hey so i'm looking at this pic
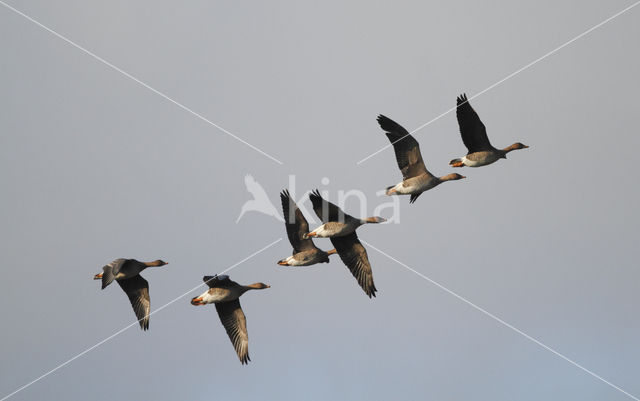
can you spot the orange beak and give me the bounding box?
[191,297,204,306]
[94,273,103,280]
[277,260,289,266]
[306,232,316,238]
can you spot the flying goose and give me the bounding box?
[450,94,528,167]
[191,275,270,364]
[304,190,386,238]
[378,114,465,204]
[308,190,378,297]
[277,190,338,266]
[93,258,168,330]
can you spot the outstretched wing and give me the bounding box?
[280,190,315,252]
[309,189,350,223]
[377,115,430,179]
[117,275,150,330]
[215,299,250,364]
[100,259,128,289]
[330,232,377,298]
[456,94,493,153]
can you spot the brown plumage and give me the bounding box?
[378,115,465,203]
[191,275,270,364]
[93,258,168,331]
[305,190,386,238]
[450,94,529,167]
[330,232,377,297]
[278,190,337,266]
[378,114,430,180]
[307,191,379,297]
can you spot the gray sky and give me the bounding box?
[1,1,639,400]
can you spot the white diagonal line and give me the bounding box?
[0,238,282,401]
[361,240,639,401]
[0,0,284,165]
[357,0,640,165]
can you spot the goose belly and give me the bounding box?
[397,176,438,194]
[463,153,499,167]
[202,288,239,304]
[314,222,353,238]
[285,255,311,266]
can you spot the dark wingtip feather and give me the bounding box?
[309,189,321,202]
[280,189,290,219]
[409,193,421,204]
[376,114,390,125]
[376,114,398,132]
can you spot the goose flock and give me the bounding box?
[94,94,528,364]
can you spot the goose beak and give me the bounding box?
[304,232,316,238]
[93,273,102,280]
[523,145,530,148]
[277,260,289,266]
[191,297,204,306]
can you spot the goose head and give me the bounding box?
[191,293,207,306]
[246,282,270,290]
[146,260,169,267]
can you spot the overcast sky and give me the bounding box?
[1,1,640,400]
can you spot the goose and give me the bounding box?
[191,275,270,364]
[277,189,338,266]
[450,94,528,167]
[378,115,465,204]
[308,191,378,297]
[93,258,168,330]
[304,190,386,238]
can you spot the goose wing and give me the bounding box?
[117,274,150,330]
[377,115,430,179]
[456,94,494,153]
[215,299,250,364]
[330,232,377,298]
[280,190,316,252]
[100,258,128,289]
[309,189,351,223]
[203,275,239,289]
